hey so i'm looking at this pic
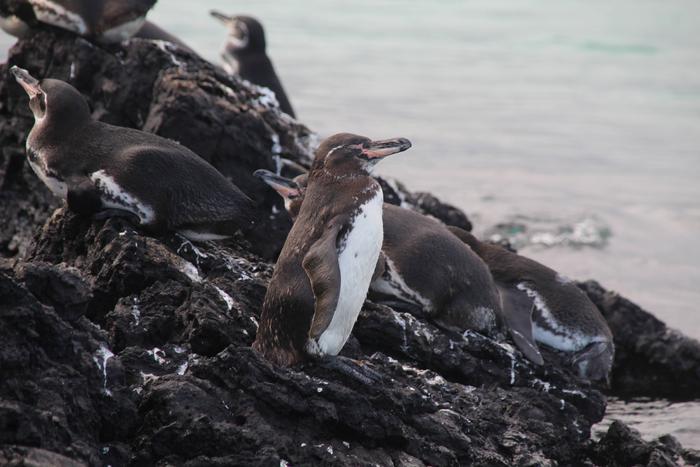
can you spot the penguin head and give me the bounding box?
[254,169,306,218]
[314,133,412,175]
[211,11,266,53]
[572,340,614,384]
[11,67,90,123]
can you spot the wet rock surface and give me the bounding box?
[0,28,698,466]
[589,421,700,467]
[580,281,700,400]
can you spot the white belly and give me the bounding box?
[315,192,384,355]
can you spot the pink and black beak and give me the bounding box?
[10,66,42,99]
[254,169,302,200]
[361,137,412,160]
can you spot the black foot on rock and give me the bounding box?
[315,356,384,386]
[93,209,140,224]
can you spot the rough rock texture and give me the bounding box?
[581,281,700,400]
[0,26,699,467]
[589,421,700,467]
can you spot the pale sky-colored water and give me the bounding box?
[2,0,700,448]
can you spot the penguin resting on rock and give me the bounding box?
[253,170,545,367]
[11,66,255,241]
[447,227,615,382]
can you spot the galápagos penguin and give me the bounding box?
[11,66,255,241]
[210,11,295,118]
[0,0,193,50]
[447,226,614,382]
[252,133,411,366]
[253,170,545,366]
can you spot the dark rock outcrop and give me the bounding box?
[580,281,700,400]
[589,421,700,467]
[1,210,606,466]
[0,24,698,467]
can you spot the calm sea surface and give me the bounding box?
[2,0,699,448]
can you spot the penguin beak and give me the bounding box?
[10,66,42,99]
[254,169,301,199]
[362,138,412,159]
[210,10,234,24]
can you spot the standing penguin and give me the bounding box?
[447,227,614,381]
[11,66,255,240]
[210,11,295,118]
[253,133,411,366]
[254,170,545,366]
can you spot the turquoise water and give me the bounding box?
[1,0,700,450]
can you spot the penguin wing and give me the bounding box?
[302,216,345,340]
[498,284,544,365]
[371,252,387,282]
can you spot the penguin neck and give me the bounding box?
[449,227,484,253]
[28,110,92,153]
[229,45,266,60]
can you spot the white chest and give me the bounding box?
[315,192,384,355]
[27,155,68,199]
[222,52,240,75]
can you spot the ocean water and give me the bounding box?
[2,0,699,448]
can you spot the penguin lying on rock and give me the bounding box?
[447,227,615,382]
[253,133,411,367]
[11,66,255,241]
[1,0,193,50]
[255,171,616,382]
[254,170,545,368]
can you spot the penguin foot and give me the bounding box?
[315,356,383,386]
[93,209,140,224]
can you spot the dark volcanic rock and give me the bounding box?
[0,24,697,467]
[580,280,700,399]
[1,209,604,466]
[589,420,700,467]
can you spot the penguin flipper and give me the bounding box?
[371,252,386,283]
[66,176,102,216]
[498,284,544,365]
[302,217,345,340]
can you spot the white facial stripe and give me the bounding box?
[324,145,345,159]
[227,21,249,49]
